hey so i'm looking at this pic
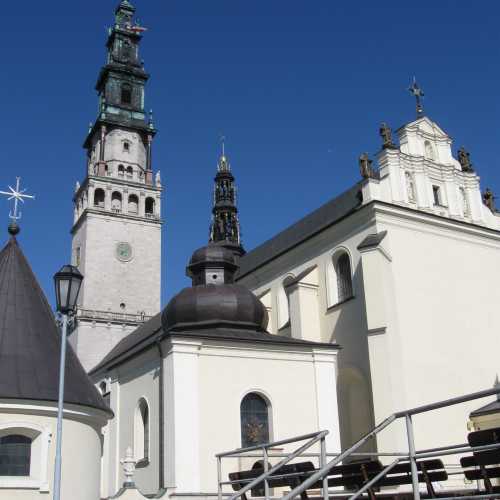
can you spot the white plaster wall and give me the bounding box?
[100,350,161,497]
[104,129,147,171]
[0,401,107,500]
[238,208,378,451]
[368,205,500,455]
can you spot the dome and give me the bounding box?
[162,284,269,333]
[162,243,268,333]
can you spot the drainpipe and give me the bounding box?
[156,339,165,492]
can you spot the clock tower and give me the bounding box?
[70,0,162,371]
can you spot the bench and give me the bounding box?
[229,458,447,500]
[460,427,500,493]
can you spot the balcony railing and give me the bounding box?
[77,308,152,324]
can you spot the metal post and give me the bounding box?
[53,313,69,500]
[217,456,223,500]
[263,447,270,500]
[320,437,328,500]
[405,414,420,500]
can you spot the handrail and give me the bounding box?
[218,386,500,500]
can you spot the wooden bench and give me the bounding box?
[460,427,500,493]
[229,458,447,500]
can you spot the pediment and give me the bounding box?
[399,116,450,141]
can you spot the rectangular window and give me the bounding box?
[432,185,442,206]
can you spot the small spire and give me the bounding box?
[149,109,155,129]
[218,136,230,172]
[408,77,425,118]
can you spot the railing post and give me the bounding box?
[405,414,420,500]
[217,456,223,500]
[263,446,270,500]
[320,436,329,500]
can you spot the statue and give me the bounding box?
[359,153,374,179]
[155,170,162,188]
[120,446,136,487]
[458,146,474,173]
[483,188,496,212]
[75,181,80,193]
[379,123,395,149]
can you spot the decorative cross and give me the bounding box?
[0,177,35,222]
[408,77,425,117]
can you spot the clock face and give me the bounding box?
[116,242,133,262]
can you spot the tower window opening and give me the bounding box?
[118,165,125,177]
[145,197,155,218]
[240,393,271,448]
[121,83,132,105]
[0,435,32,477]
[334,251,353,304]
[126,166,133,179]
[123,141,130,152]
[111,192,122,213]
[94,189,105,209]
[128,194,139,215]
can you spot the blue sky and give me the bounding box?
[2,1,500,305]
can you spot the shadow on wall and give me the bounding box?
[328,262,377,454]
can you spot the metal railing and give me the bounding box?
[77,308,152,324]
[217,386,500,500]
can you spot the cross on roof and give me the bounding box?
[0,177,35,222]
[408,77,425,118]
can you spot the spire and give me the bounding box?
[209,143,245,257]
[408,77,425,118]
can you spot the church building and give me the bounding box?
[1,1,500,500]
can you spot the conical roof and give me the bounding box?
[0,236,111,414]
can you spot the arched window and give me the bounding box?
[121,83,132,105]
[240,393,270,448]
[334,252,353,304]
[405,171,416,203]
[135,399,149,463]
[123,141,131,153]
[111,192,122,213]
[145,197,155,218]
[128,194,139,215]
[424,140,435,161]
[118,164,125,177]
[0,435,31,476]
[126,166,133,179]
[94,188,105,208]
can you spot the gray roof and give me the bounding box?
[237,184,362,279]
[470,398,500,418]
[0,236,111,414]
[91,312,338,375]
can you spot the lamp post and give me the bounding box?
[52,265,83,500]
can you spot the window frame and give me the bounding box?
[134,398,150,467]
[0,423,50,492]
[240,392,273,449]
[326,248,355,309]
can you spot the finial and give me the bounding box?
[0,177,35,234]
[120,446,136,487]
[379,123,396,150]
[220,135,226,158]
[149,109,154,129]
[408,77,425,118]
[458,146,474,173]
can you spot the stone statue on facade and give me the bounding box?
[458,147,474,173]
[359,153,374,179]
[155,170,162,188]
[379,123,396,149]
[75,181,80,193]
[483,188,496,212]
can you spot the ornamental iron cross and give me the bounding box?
[0,177,35,222]
[408,77,425,117]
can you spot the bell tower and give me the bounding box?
[70,0,162,371]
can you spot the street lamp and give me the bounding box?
[52,265,83,500]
